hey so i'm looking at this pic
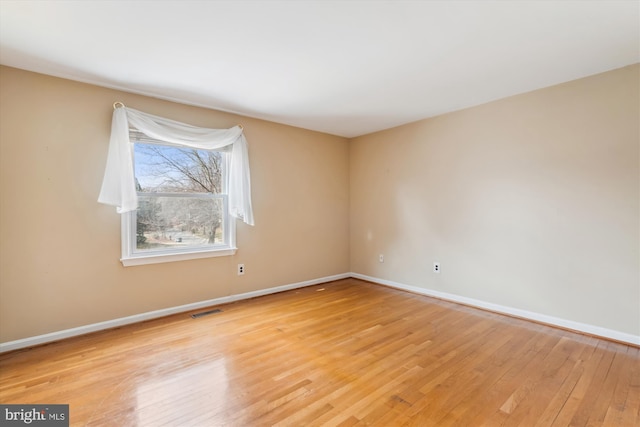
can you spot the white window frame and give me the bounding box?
[120,139,237,267]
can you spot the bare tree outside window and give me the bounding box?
[138,145,223,194]
[133,142,225,252]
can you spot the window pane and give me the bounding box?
[134,143,223,194]
[135,195,225,253]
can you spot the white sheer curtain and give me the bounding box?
[98,106,254,226]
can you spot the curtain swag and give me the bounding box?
[98,106,254,226]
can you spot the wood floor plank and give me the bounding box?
[428,324,542,425]
[601,346,638,427]
[0,278,637,426]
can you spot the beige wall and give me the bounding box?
[0,66,350,342]
[1,64,638,344]
[350,64,639,336]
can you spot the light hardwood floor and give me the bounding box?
[0,278,638,426]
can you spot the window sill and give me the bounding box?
[121,247,237,267]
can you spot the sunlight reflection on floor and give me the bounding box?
[136,358,228,425]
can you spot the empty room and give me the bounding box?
[0,1,638,426]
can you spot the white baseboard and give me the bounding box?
[0,273,350,353]
[351,272,640,346]
[2,271,637,352]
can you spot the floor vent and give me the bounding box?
[191,309,222,319]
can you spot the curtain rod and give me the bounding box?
[112,101,243,129]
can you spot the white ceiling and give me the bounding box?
[1,1,638,138]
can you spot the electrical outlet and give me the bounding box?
[237,264,245,275]
[379,254,384,263]
[433,262,440,273]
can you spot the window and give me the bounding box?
[120,130,236,266]
[98,105,253,265]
